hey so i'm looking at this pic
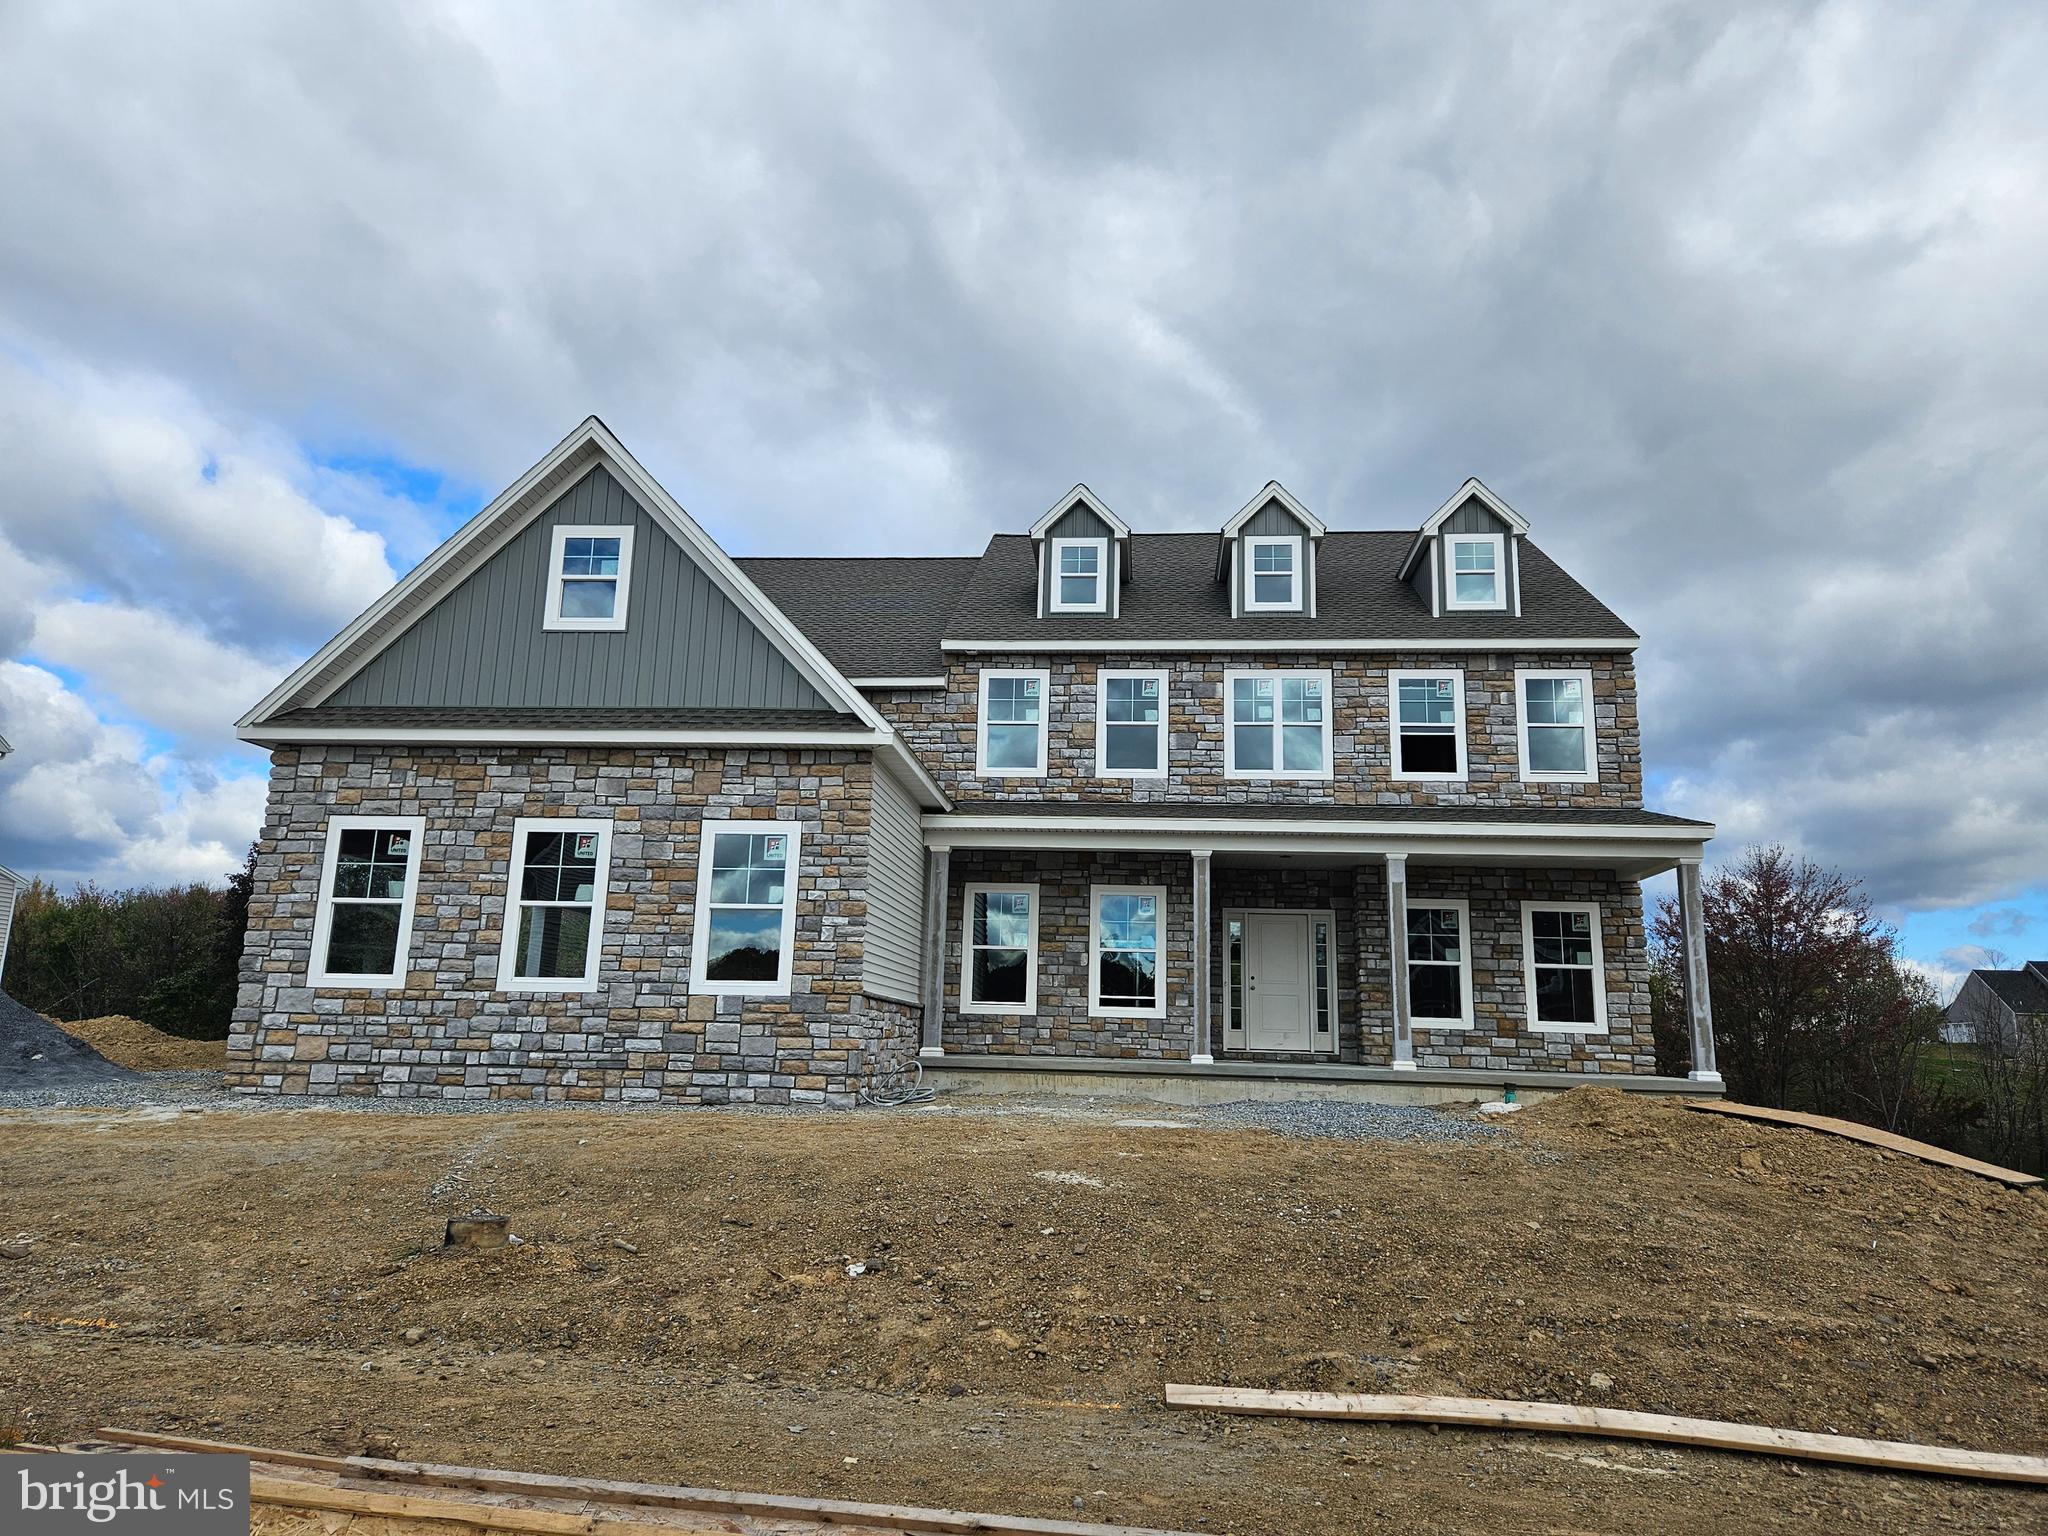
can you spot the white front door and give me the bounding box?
[1246,912,1312,1051]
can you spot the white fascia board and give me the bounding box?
[1028,484,1131,540]
[940,637,1637,654]
[1220,481,1326,540]
[922,812,1714,844]
[850,675,949,689]
[239,726,896,747]
[0,861,21,884]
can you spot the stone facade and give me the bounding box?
[864,649,1641,808]
[933,850,1655,1073]
[230,744,920,1105]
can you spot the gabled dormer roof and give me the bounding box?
[1214,482,1325,582]
[1398,477,1529,580]
[1028,485,1131,541]
[0,733,11,761]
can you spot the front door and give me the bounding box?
[1246,912,1312,1051]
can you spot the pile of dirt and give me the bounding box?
[57,1015,227,1073]
[2,1101,2043,1535]
[0,991,135,1088]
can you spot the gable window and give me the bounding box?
[977,669,1050,776]
[1407,899,1473,1027]
[1445,534,1504,611]
[961,883,1038,1013]
[1050,538,1108,613]
[1244,535,1301,611]
[691,819,802,995]
[498,817,614,992]
[1225,669,1332,778]
[1516,668,1597,782]
[308,815,426,988]
[1097,669,1167,777]
[1090,885,1166,1018]
[543,524,635,631]
[1391,670,1465,780]
[1522,902,1606,1032]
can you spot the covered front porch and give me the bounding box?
[911,805,1721,1098]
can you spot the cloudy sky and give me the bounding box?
[0,0,2042,987]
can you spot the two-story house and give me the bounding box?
[231,417,1720,1104]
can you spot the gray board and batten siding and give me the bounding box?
[323,466,838,714]
[1038,502,1121,618]
[1229,495,1319,619]
[1411,493,1520,614]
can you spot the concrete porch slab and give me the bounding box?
[922,1052,1716,1108]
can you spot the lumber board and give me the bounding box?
[1162,1386,2048,1485]
[249,1474,726,1536]
[1685,1100,2042,1187]
[99,1430,1197,1536]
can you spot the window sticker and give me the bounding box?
[573,833,599,859]
[1022,678,1039,696]
[388,834,410,855]
[1141,678,1158,696]
[1256,678,1273,697]
[764,836,786,860]
[1136,897,1155,918]
[1436,679,1453,697]
[1304,680,1322,698]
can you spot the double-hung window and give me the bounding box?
[1390,670,1465,780]
[961,883,1038,1013]
[1516,668,1597,782]
[543,525,634,630]
[1522,902,1606,1032]
[1097,669,1167,777]
[1090,885,1165,1018]
[977,669,1049,776]
[691,819,803,995]
[1225,669,1331,778]
[1407,899,1473,1028]
[498,818,614,992]
[1050,538,1108,612]
[308,815,426,988]
[1244,535,1301,610]
[1445,533,1505,610]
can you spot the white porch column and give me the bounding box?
[919,845,950,1058]
[1386,853,1416,1070]
[1678,859,1720,1083]
[1190,849,1214,1064]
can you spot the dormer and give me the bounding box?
[1216,482,1325,618]
[1031,485,1131,618]
[1398,478,1530,618]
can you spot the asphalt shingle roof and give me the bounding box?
[1977,967,2048,1016]
[743,533,1635,670]
[738,556,981,677]
[265,706,868,732]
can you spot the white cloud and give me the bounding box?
[30,599,287,749]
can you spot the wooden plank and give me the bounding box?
[249,1474,726,1536]
[1162,1386,2048,1486]
[99,1431,1196,1536]
[1685,1100,2043,1188]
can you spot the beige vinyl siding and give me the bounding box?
[863,765,925,1005]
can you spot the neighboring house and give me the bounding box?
[231,417,1720,1105]
[1946,962,2048,1048]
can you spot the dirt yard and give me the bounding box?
[2,1088,2043,1534]
[54,1015,229,1072]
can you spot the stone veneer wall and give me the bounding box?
[864,649,1641,808]
[940,849,1194,1058]
[934,852,1653,1074]
[230,744,912,1106]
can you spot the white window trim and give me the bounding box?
[307,815,427,989]
[1089,883,1168,1020]
[960,882,1039,1015]
[1521,900,1608,1034]
[543,524,635,631]
[688,817,804,997]
[1096,668,1169,779]
[1048,537,1110,613]
[1223,668,1334,780]
[1444,532,1506,612]
[1389,668,1467,782]
[976,668,1051,778]
[1515,667,1599,784]
[496,816,615,994]
[1407,897,1474,1029]
[1243,535,1303,611]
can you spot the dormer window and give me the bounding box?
[1244,536,1302,611]
[544,524,634,631]
[1445,533,1505,611]
[1050,537,1108,613]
